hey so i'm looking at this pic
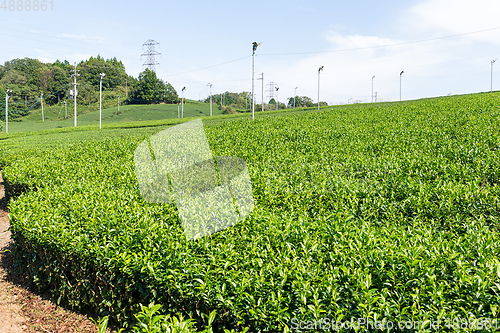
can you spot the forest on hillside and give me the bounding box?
[0,56,179,120]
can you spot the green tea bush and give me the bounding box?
[2,93,500,332]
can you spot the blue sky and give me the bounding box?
[1,0,500,104]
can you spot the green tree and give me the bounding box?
[0,70,27,86]
[80,55,126,91]
[132,69,178,104]
[0,86,5,121]
[164,82,178,103]
[287,96,315,108]
[204,91,251,111]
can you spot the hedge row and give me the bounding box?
[2,93,500,331]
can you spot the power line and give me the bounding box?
[166,56,251,76]
[261,26,500,56]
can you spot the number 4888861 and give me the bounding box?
[1,0,54,11]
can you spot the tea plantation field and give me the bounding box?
[1,93,500,332]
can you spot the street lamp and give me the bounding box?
[275,86,279,111]
[294,87,298,108]
[182,87,186,118]
[252,41,261,120]
[318,66,324,110]
[371,75,375,103]
[491,59,497,93]
[5,89,11,134]
[99,73,105,129]
[207,83,212,116]
[399,71,404,102]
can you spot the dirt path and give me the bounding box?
[0,173,102,333]
[0,172,26,333]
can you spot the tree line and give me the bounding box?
[203,92,328,114]
[0,56,179,120]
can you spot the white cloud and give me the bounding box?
[410,0,500,43]
[324,32,396,50]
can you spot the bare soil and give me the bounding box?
[0,172,101,333]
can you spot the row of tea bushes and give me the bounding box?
[1,93,500,331]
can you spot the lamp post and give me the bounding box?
[371,75,375,103]
[182,87,186,118]
[275,87,279,111]
[207,83,212,116]
[5,89,11,134]
[318,66,324,110]
[399,71,404,102]
[99,73,105,129]
[491,59,497,93]
[41,92,44,122]
[252,42,261,120]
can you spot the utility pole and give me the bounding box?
[64,101,67,118]
[5,89,11,134]
[99,73,105,129]
[491,59,497,93]
[252,42,261,120]
[318,66,324,110]
[371,75,375,103]
[71,62,80,127]
[118,95,120,112]
[294,87,298,108]
[181,87,186,118]
[275,86,279,111]
[207,83,212,116]
[399,71,404,102]
[41,92,44,122]
[257,73,264,112]
[125,79,128,97]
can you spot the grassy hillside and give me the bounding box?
[2,99,224,133]
[1,92,500,331]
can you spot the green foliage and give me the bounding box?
[204,92,251,112]
[133,303,206,333]
[287,95,315,108]
[131,69,178,104]
[0,56,134,120]
[2,92,500,331]
[80,55,127,91]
